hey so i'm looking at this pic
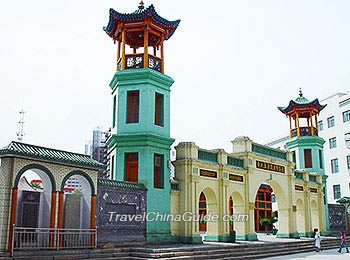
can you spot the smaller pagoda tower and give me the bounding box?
[278,89,330,233]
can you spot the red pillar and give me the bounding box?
[8,187,18,252]
[49,191,57,247]
[90,194,96,247]
[56,191,64,248]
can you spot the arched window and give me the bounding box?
[199,192,207,231]
[229,196,234,231]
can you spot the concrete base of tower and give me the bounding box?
[146,232,175,243]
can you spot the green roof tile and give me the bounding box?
[0,141,105,170]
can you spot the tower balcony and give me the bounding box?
[291,126,318,138]
[117,53,162,73]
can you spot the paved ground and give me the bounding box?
[264,249,349,259]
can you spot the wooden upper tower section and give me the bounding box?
[104,1,180,73]
[278,89,326,138]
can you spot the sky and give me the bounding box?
[1,0,350,154]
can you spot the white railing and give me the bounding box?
[12,226,96,256]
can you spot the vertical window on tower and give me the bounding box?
[154,154,164,189]
[127,91,139,123]
[347,155,350,170]
[110,155,115,179]
[125,153,138,183]
[112,96,116,128]
[154,92,164,126]
[304,149,312,168]
[292,151,296,163]
[318,150,323,169]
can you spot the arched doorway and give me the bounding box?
[198,192,207,232]
[228,192,245,235]
[254,184,277,232]
[14,165,55,230]
[61,171,95,230]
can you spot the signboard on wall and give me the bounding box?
[199,169,217,178]
[229,174,244,182]
[256,160,285,173]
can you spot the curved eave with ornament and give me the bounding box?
[278,89,326,138]
[104,5,180,45]
[278,99,326,117]
[104,3,180,73]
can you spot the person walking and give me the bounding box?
[314,228,321,252]
[338,231,349,254]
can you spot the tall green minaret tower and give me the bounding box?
[278,89,330,234]
[104,2,180,242]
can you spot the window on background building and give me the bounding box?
[343,110,350,122]
[347,155,350,170]
[154,92,164,126]
[319,150,323,169]
[304,149,312,168]
[125,153,138,183]
[127,90,139,123]
[327,116,335,128]
[329,137,337,149]
[331,158,339,173]
[333,185,341,200]
[318,120,323,131]
[154,154,164,188]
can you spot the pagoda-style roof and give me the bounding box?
[0,141,105,170]
[278,90,326,116]
[104,4,180,47]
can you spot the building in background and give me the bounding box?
[316,92,350,204]
[85,128,111,178]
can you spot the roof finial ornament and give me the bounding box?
[138,1,144,10]
[299,87,303,97]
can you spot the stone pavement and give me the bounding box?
[263,249,349,259]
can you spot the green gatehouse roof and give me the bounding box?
[0,141,105,170]
[337,197,350,204]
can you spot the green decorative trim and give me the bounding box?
[0,141,105,170]
[203,235,219,241]
[277,232,300,238]
[198,149,217,163]
[108,133,174,149]
[252,143,287,160]
[98,178,146,190]
[295,172,304,180]
[304,231,314,238]
[61,170,96,195]
[245,234,258,241]
[14,163,56,191]
[227,156,244,168]
[309,175,317,183]
[110,68,174,92]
